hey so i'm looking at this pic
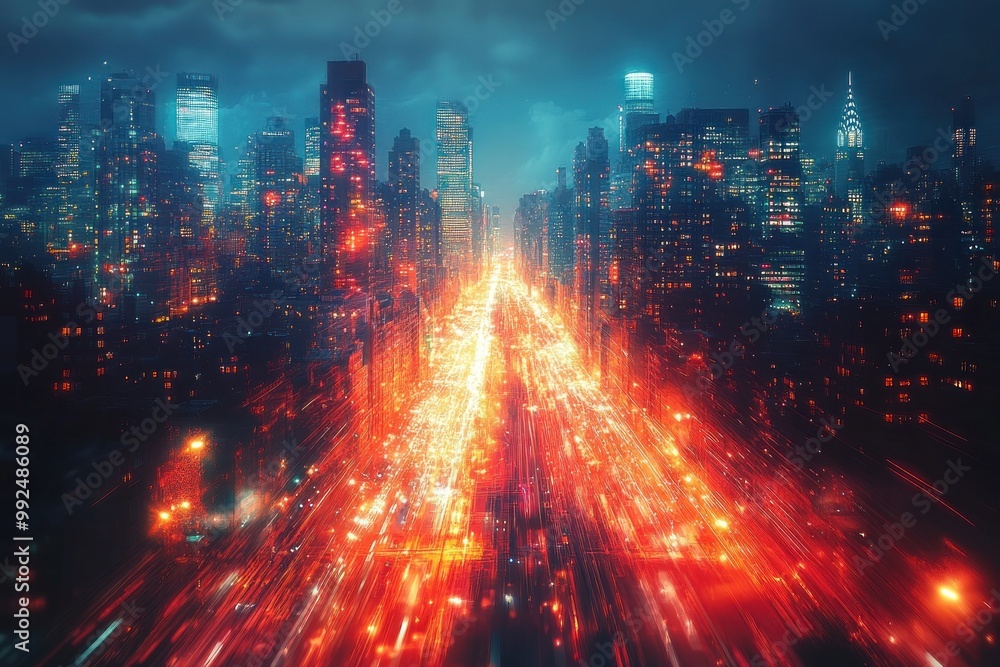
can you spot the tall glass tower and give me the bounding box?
[56,84,81,245]
[304,117,321,178]
[436,101,473,272]
[175,73,220,227]
[612,72,658,211]
[388,128,420,292]
[759,105,805,314]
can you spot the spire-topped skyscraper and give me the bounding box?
[835,72,865,223]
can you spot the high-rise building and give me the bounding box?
[611,72,659,211]
[953,96,977,193]
[489,205,502,260]
[953,97,979,255]
[417,188,441,299]
[96,72,160,318]
[471,183,487,272]
[320,60,376,294]
[176,73,221,229]
[515,191,548,278]
[388,128,420,292]
[56,85,82,245]
[835,73,865,225]
[304,117,321,178]
[549,167,575,284]
[436,101,473,272]
[633,120,713,330]
[254,117,303,268]
[15,137,59,250]
[759,105,805,314]
[675,108,750,199]
[574,127,610,328]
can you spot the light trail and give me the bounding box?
[43,263,990,667]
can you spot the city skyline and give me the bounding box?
[3,3,1000,667]
[2,1,998,222]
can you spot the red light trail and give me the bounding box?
[45,263,990,666]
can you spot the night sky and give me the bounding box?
[2,0,998,223]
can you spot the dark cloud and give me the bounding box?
[2,0,998,220]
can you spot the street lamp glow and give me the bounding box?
[158,511,170,521]
[189,439,205,450]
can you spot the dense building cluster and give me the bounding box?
[515,73,1000,458]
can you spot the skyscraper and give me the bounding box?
[675,108,750,199]
[759,105,805,314]
[574,127,610,329]
[254,117,302,268]
[835,73,865,225]
[549,167,575,284]
[97,72,160,318]
[175,73,220,228]
[611,72,659,211]
[436,101,473,272]
[320,60,376,294]
[56,84,81,245]
[304,117,321,178]
[953,97,979,254]
[388,128,420,292]
[417,188,441,298]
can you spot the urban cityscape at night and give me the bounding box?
[3,1,1000,665]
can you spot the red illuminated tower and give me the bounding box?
[320,60,377,294]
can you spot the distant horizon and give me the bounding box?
[3,0,997,221]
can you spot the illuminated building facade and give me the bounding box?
[549,167,575,284]
[436,101,473,273]
[611,72,659,211]
[574,127,610,329]
[321,60,376,294]
[759,104,805,314]
[304,117,321,178]
[254,116,303,269]
[953,96,979,255]
[176,73,220,229]
[97,72,160,320]
[675,108,750,199]
[388,128,420,292]
[835,73,865,225]
[56,84,81,246]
